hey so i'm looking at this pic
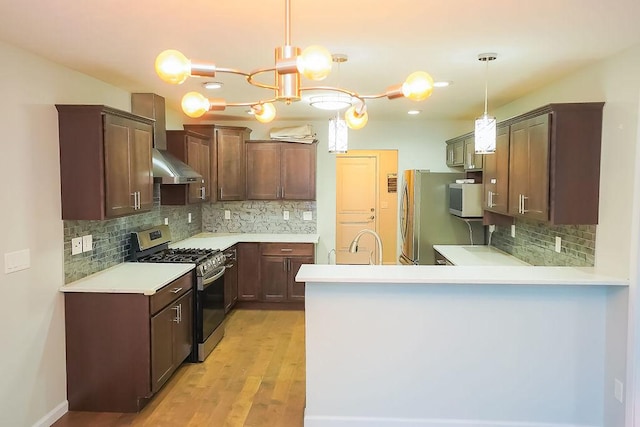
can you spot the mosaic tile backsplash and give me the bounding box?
[490,217,596,266]
[202,201,317,234]
[63,184,202,283]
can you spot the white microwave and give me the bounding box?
[449,183,483,217]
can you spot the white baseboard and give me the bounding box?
[32,400,68,427]
[303,414,600,427]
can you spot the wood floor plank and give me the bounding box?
[53,309,306,427]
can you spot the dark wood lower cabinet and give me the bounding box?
[224,245,239,312]
[64,272,193,413]
[237,242,260,301]
[234,242,315,307]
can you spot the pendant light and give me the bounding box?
[474,53,497,154]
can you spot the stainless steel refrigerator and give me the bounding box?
[399,170,484,265]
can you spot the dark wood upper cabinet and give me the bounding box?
[446,138,464,167]
[161,130,211,205]
[183,125,252,202]
[483,125,510,215]
[56,105,154,220]
[506,103,603,224]
[246,141,316,200]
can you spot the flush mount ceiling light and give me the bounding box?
[474,53,497,154]
[309,94,353,111]
[154,0,435,129]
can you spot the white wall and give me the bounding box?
[0,41,136,427]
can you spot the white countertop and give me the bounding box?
[170,232,320,251]
[296,264,627,287]
[433,245,530,266]
[60,262,195,295]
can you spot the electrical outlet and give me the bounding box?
[555,236,562,253]
[188,213,192,223]
[71,237,82,255]
[82,235,93,253]
[224,210,231,220]
[4,249,30,274]
[303,211,313,221]
[488,224,496,233]
[511,224,516,238]
[164,217,169,225]
[615,378,624,403]
[283,210,290,220]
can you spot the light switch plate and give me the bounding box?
[4,249,30,274]
[283,211,290,220]
[71,237,82,255]
[188,213,192,223]
[224,210,231,220]
[164,217,169,225]
[511,224,516,238]
[82,235,93,252]
[303,211,313,221]
[555,236,562,253]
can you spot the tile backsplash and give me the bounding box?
[63,184,202,283]
[490,217,595,266]
[202,201,317,234]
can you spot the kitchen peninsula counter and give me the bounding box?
[299,264,627,427]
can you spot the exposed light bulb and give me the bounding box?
[181,92,210,118]
[345,105,368,130]
[402,71,434,101]
[155,49,191,85]
[297,45,332,81]
[253,103,277,123]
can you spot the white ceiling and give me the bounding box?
[2,0,640,123]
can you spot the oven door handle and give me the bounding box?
[199,266,226,291]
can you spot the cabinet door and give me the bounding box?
[260,256,287,302]
[464,136,483,170]
[216,128,246,200]
[508,121,529,216]
[186,135,209,203]
[483,125,510,214]
[246,142,280,199]
[452,140,465,166]
[224,247,238,313]
[237,243,260,301]
[281,143,316,200]
[150,302,178,393]
[104,114,135,217]
[131,124,154,211]
[525,114,550,221]
[287,256,313,301]
[173,291,193,365]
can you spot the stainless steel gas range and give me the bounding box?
[131,225,226,362]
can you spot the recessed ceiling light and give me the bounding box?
[433,81,452,88]
[408,110,421,115]
[203,81,223,90]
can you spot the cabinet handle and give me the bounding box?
[281,187,285,198]
[487,191,492,208]
[436,259,447,265]
[521,195,529,214]
[178,303,182,323]
[131,192,137,209]
[283,259,287,271]
[201,186,205,200]
[280,248,293,252]
[171,287,183,294]
[172,305,180,323]
[219,188,223,199]
[287,258,291,271]
[137,191,141,209]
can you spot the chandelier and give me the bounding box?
[154,0,435,129]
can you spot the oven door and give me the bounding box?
[196,266,226,361]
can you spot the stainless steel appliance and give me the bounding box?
[399,170,484,265]
[131,225,226,362]
[448,183,483,217]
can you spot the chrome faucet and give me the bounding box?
[348,229,383,265]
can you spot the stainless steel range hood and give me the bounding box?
[132,93,203,184]
[152,148,202,184]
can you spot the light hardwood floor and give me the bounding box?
[53,309,306,427]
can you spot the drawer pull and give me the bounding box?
[280,248,293,252]
[170,287,183,294]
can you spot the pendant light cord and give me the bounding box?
[483,58,489,115]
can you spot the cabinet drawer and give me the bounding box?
[260,243,314,257]
[150,273,193,315]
